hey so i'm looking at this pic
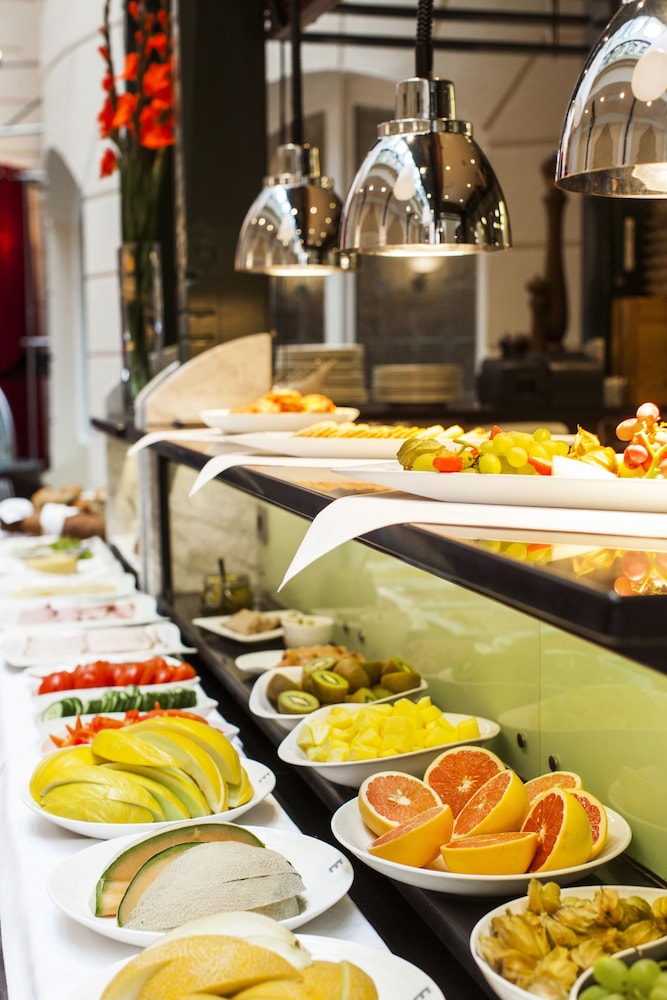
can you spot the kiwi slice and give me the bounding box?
[360,659,384,685]
[277,690,320,715]
[382,656,415,676]
[381,670,421,693]
[303,656,338,674]
[333,659,370,693]
[371,685,392,700]
[266,673,300,708]
[309,669,350,704]
[345,687,377,704]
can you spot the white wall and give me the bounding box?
[34,1,590,492]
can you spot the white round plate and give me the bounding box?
[0,592,161,630]
[23,757,276,839]
[250,666,429,732]
[200,407,360,434]
[48,823,354,946]
[471,886,667,1000]
[277,705,501,788]
[235,650,286,674]
[331,798,633,897]
[7,621,194,669]
[69,932,444,1000]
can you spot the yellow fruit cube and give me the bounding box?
[391,699,419,720]
[328,708,354,729]
[418,704,442,725]
[348,745,378,761]
[354,727,382,748]
[455,717,481,740]
[326,746,350,762]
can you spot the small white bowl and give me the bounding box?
[277,702,500,788]
[471,885,667,1000]
[281,612,334,648]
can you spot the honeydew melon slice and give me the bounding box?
[91,729,179,768]
[227,765,255,809]
[34,764,165,820]
[29,746,97,800]
[94,822,265,917]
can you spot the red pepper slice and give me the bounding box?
[526,455,552,476]
[433,454,464,473]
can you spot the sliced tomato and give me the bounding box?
[169,662,197,681]
[37,671,73,695]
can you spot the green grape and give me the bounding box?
[627,959,661,995]
[506,445,528,469]
[593,957,629,994]
[528,443,550,461]
[412,453,437,471]
[504,542,528,560]
[532,427,552,443]
[491,432,513,455]
[478,440,496,455]
[516,462,537,474]
[478,453,502,475]
[649,989,667,1000]
[579,986,611,1000]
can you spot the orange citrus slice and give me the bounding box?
[358,771,441,836]
[423,746,505,817]
[451,768,529,839]
[440,830,538,876]
[523,770,583,803]
[521,788,593,872]
[367,804,454,868]
[570,788,608,858]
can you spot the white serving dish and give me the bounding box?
[33,676,200,717]
[0,592,161,630]
[71,931,444,1000]
[22,757,276,839]
[5,621,194,669]
[192,613,285,643]
[200,406,359,434]
[281,611,335,647]
[47,823,354,946]
[471,885,667,1000]
[250,666,429,732]
[277,703,500,788]
[235,649,286,674]
[569,936,667,1000]
[332,798,632,897]
[228,431,410,460]
[37,696,226,746]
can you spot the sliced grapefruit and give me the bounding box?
[521,788,593,872]
[451,768,529,839]
[440,830,538,876]
[358,771,441,837]
[570,788,608,858]
[367,804,454,868]
[523,770,583,803]
[423,746,506,818]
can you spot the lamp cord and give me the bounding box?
[415,0,434,79]
[291,0,304,147]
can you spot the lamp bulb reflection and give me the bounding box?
[631,161,667,191]
[632,46,667,102]
[393,162,416,201]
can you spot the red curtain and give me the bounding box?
[0,165,48,464]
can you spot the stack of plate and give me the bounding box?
[372,364,462,403]
[274,343,368,404]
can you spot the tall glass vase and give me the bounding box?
[118,241,164,414]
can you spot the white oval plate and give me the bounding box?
[37,700,231,747]
[250,666,429,732]
[0,592,161,630]
[200,406,360,433]
[331,798,633,896]
[69,932,444,1000]
[23,757,276,839]
[333,460,667,514]
[278,705,501,788]
[235,650,286,674]
[7,621,194,669]
[470,886,667,1000]
[33,677,202,719]
[48,823,354,946]
[192,614,284,644]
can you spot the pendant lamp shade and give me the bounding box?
[339,77,511,255]
[234,144,344,275]
[557,0,667,196]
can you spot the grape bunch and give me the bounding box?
[616,402,667,478]
[580,955,667,1000]
[397,427,569,475]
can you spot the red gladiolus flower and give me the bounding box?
[121,52,139,81]
[143,62,171,101]
[100,147,117,178]
[111,92,138,131]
